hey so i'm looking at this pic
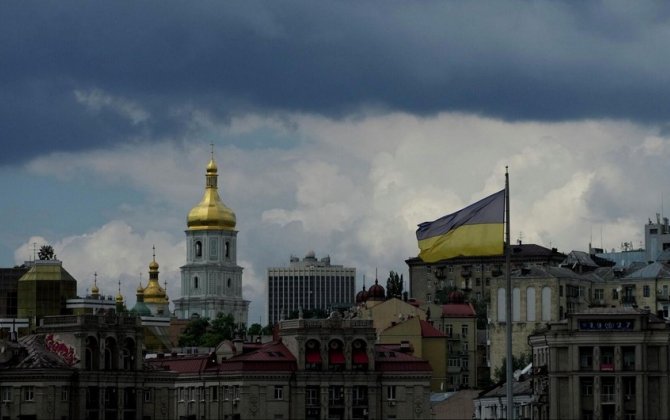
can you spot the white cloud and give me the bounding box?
[13,110,670,324]
[74,88,150,125]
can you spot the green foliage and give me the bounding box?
[493,352,532,383]
[178,317,210,347]
[247,323,263,336]
[287,308,329,319]
[178,313,241,347]
[386,271,403,299]
[472,298,488,329]
[38,245,55,260]
[261,324,273,335]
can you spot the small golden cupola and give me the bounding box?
[186,149,236,231]
[143,246,168,304]
[91,272,100,298]
[115,279,124,304]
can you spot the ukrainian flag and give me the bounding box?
[416,189,505,263]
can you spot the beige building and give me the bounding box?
[355,296,426,332]
[152,313,432,420]
[529,307,670,420]
[430,294,478,389]
[488,265,594,377]
[406,243,565,305]
[379,316,447,392]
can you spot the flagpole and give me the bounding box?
[505,166,514,419]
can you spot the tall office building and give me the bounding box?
[267,252,355,326]
[173,153,249,323]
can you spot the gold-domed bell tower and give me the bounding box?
[173,148,249,323]
[142,247,169,317]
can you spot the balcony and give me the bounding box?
[600,363,614,372]
[601,393,615,403]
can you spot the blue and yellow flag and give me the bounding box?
[416,189,505,262]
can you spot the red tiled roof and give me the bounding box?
[146,354,215,373]
[218,341,297,373]
[442,302,476,318]
[419,320,445,337]
[374,344,432,372]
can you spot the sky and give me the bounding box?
[3,1,670,325]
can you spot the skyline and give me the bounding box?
[2,2,670,324]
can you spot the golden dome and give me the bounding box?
[143,253,168,304]
[115,292,124,303]
[187,156,236,231]
[136,283,144,294]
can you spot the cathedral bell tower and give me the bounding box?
[173,150,250,323]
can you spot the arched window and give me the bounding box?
[227,278,232,288]
[85,336,100,370]
[104,337,118,370]
[512,288,521,322]
[225,241,230,258]
[195,241,202,258]
[542,287,552,321]
[526,287,536,322]
[305,339,322,371]
[122,338,135,370]
[352,339,368,371]
[497,288,506,322]
[328,340,345,371]
[194,276,199,289]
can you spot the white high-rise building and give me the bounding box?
[267,252,355,326]
[173,153,249,323]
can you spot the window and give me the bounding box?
[23,386,34,402]
[274,386,283,400]
[461,325,468,337]
[581,378,593,396]
[199,386,206,401]
[559,285,563,297]
[352,386,368,406]
[210,386,218,401]
[225,241,230,258]
[594,289,604,300]
[485,278,490,286]
[1,387,11,402]
[61,387,69,402]
[223,386,230,401]
[195,241,202,257]
[445,324,453,337]
[306,386,319,406]
[448,358,460,368]
[386,385,396,400]
[227,278,232,288]
[233,385,240,400]
[644,285,650,297]
[613,289,619,299]
[462,374,469,385]
[329,386,344,405]
[462,358,469,369]
[193,276,199,289]
[143,390,152,403]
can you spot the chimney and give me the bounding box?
[233,338,244,355]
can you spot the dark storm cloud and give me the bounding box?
[2,1,670,163]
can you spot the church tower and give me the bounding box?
[173,151,249,323]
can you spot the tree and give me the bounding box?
[38,245,55,261]
[177,313,240,347]
[178,317,210,347]
[386,271,403,299]
[247,323,263,336]
[493,352,532,383]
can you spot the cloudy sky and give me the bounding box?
[2,1,670,325]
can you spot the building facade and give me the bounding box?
[529,308,670,420]
[174,155,249,323]
[0,313,175,420]
[267,252,355,326]
[149,314,432,420]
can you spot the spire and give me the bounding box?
[116,278,124,304]
[91,272,100,297]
